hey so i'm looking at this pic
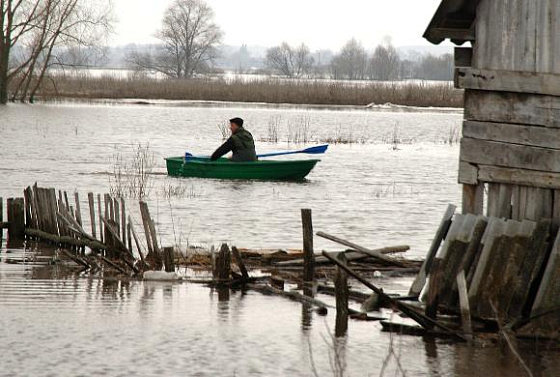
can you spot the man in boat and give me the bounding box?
[210,117,257,162]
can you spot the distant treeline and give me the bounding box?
[122,40,454,82]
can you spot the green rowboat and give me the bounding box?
[165,157,320,180]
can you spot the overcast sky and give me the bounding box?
[112,0,445,51]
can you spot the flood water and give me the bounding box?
[0,102,463,256]
[1,102,558,376]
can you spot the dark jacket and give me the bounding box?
[211,127,257,162]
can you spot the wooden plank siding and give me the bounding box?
[464,90,560,128]
[474,0,560,74]
[457,68,560,98]
[462,120,560,150]
[460,138,560,174]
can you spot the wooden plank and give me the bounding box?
[465,90,560,128]
[535,0,551,73]
[531,229,560,315]
[496,184,513,218]
[439,214,477,308]
[501,0,518,71]
[7,198,25,241]
[463,120,560,150]
[524,187,553,221]
[74,192,82,227]
[507,219,553,319]
[487,0,505,70]
[521,0,537,72]
[461,137,560,173]
[457,68,560,97]
[334,252,349,337]
[316,231,407,267]
[97,194,103,243]
[458,161,478,185]
[162,246,175,273]
[460,216,489,289]
[120,198,126,246]
[31,186,39,230]
[88,193,96,240]
[114,198,120,235]
[23,187,32,228]
[477,164,560,190]
[301,209,315,282]
[495,220,536,316]
[554,190,560,226]
[139,201,153,255]
[486,183,501,217]
[231,246,249,279]
[128,215,145,263]
[409,204,456,297]
[275,246,409,266]
[215,243,231,280]
[468,218,507,307]
[48,188,59,236]
[456,270,473,340]
[472,0,490,69]
[476,220,522,318]
[511,186,523,220]
[462,183,484,215]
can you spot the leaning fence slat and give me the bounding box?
[97,194,104,243]
[74,191,82,227]
[88,193,96,240]
[409,204,456,297]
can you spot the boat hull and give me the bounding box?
[165,157,319,180]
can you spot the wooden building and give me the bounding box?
[422,0,560,337]
[426,0,560,221]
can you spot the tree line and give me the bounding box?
[258,39,453,81]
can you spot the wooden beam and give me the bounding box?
[457,67,560,97]
[462,183,484,215]
[301,209,315,282]
[458,161,478,185]
[316,231,407,267]
[476,164,560,190]
[465,90,560,128]
[463,120,560,150]
[461,137,560,173]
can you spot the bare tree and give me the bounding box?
[330,38,367,80]
[265,42,314,78]
[0,0,113,104]
[369,44,400,81]
[127,0,222,78]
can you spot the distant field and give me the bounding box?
[36,73,463,108]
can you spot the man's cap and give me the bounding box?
[229,117,244,127]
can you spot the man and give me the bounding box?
[211,117,257,162]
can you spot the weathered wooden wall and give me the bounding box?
[474,0,560,73]
[453,0,560,222]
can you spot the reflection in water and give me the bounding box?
[216,286,230,321]
[423,338,443,377]
[301,302,313,330]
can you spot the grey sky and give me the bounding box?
[113,0,446,50]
